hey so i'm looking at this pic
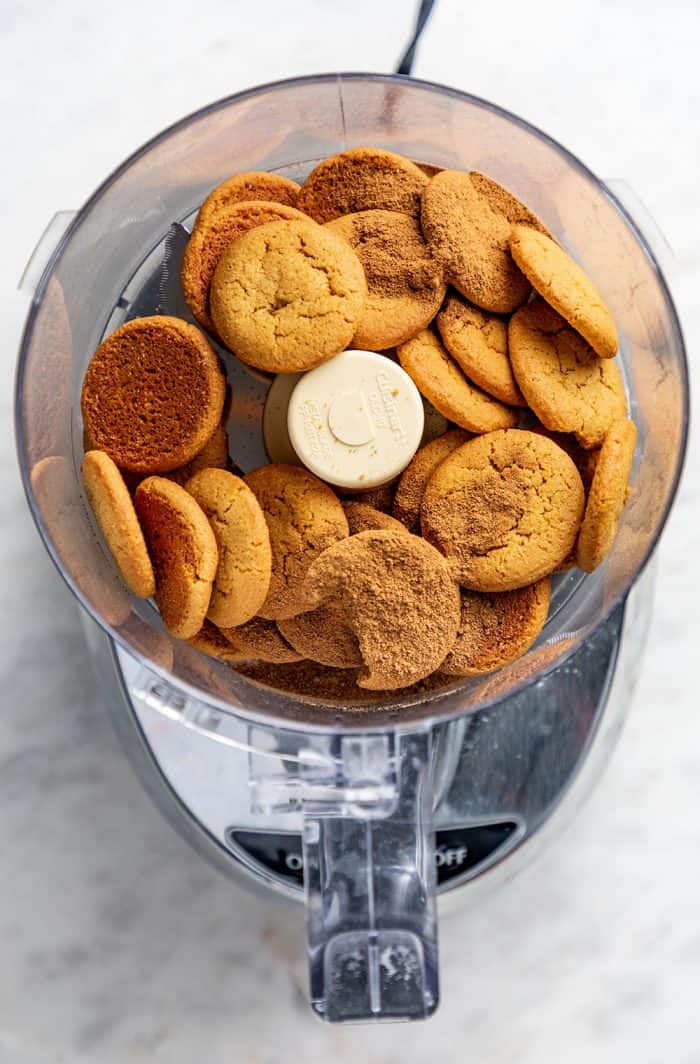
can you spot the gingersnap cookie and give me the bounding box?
[185,468,272,628]
[82,450,155,599]
[278,604,362,668]
[392,429,470,532]
[166,424,229,487]
[210,219,367,373]
[441,579,551,676]
[31,456,131,627]
[82,316,226,473]
[421,429,585,591]
[134,477,218,638]
[196,171,301,227]
[420,170,546,312]
[398,329,518,433]
[576,417,637,572]
[509,299,626,449]
[244,463,349,620]
[181,201,308,332]
[338,480,396,513]
[344,502,409,536]
[437,293,526,407]
[509,225,618,358]
[301,529,460,690]
[325,210,445,349]
[219,616,304,664]
[188,621,247,664]
[297,147,429,223]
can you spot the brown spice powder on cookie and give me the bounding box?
[301,529,460,690]
[325,209,445,349]
[278,603,362,668]
[441,579,551,676]
[344,502,409,536]
[392,428,470,532]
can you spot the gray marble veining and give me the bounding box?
[1,1,699,1060]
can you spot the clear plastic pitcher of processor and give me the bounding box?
[15,74,688,1021]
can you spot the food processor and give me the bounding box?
[15,74,688,1023]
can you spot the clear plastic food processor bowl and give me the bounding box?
[15,74,688,1022]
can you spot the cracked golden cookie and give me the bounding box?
[219,616,304,664]
[392,429,470,532]
[82,450,155,599]
[185,468,272,628]
[297,147,429,223]
[210,219,367,373]
[343,502,409,536]
[325,210,445,349]
[441,578,551,676]
[134,477,218,638]
[420,170,547,312]
[244,463,349,620]
[576,417,637,572]
[182,201,308,333]
[421,429,584,591]
[509,299,626,448]
[82,316,226,473]
[437,293,526,406]
[278,604,362,668]
[398,329,518,433]
[301,529,460,690]
[509,225,618,358]
[196,171,301,227]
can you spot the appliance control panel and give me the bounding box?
[226,821,519,892]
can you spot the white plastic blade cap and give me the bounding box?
[287,350,425,490]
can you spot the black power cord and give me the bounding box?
[395,0,437,75]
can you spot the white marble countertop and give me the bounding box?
[2,1,699,1060]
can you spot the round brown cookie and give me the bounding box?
[325,210,445,349]
[181,201,308,332]
[509,225,618,358]
[421,429,585,591]
[219,616,304,664]
[188,620,247,664]
[576,417,637,572]
[508,299,626,449]
[167,424,229,487]
[210,219,367,373]
[185,468,272,628]
[31,456,131,627]
[420,170,545,313]
[441,579,551,676]
[196,171,301,227]
[392,428,469,532]
[297,147,429,223]
[244,464,349,620]
[278,604,362,668]
[436,293,526,406]
[338,479,396,513]
[134,477,218,638]
[343,502,409,536]
[82,450,155,599]
[82,316,226,473]
[301,529,460,690]
[397,329,518,433]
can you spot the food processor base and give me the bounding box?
[83,558,655,909]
